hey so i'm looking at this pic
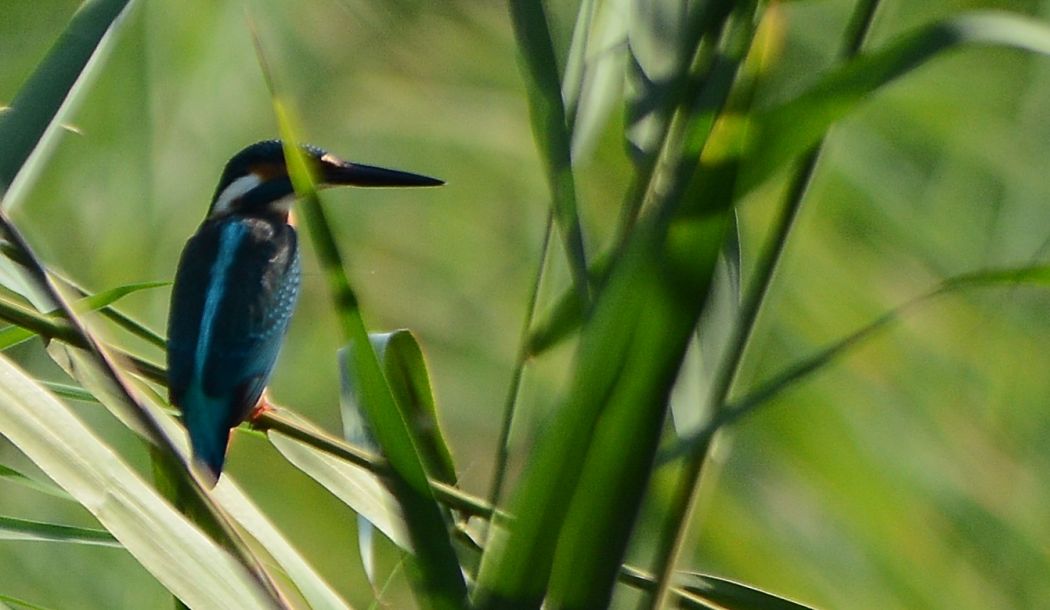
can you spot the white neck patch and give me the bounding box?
[211,173,262,216]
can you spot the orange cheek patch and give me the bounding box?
[250,162,287,181]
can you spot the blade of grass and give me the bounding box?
[663,264,1050,462]
[0,464,73,501]
[0,3,286,597]
[249,18,468,606]
[679,573,816,610]
[0,593,53,610]
[743,11,1050,194]
[474,1,758,604]
[542,5,761,607]
[0,352,278,608]
[0,0,132,200]
[508,0,590,304]
[646,3,881,606]
[0,515,120,547]
[210,476,354,610]
[270,429,412,552]
[347,331,458,485]
[487,209,553,511]
[341,331,459,585]
[0,280,166,349]
[0,244,167,349]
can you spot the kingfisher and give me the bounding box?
[167,140,442,485]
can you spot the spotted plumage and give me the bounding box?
[167,140,442,484]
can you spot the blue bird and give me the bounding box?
[167,140,442,485]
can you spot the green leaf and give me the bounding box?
[626,0,696,162]
[269,428,412,552]
[0,352,277,609]
[0,515,120,547]
[0,280,166,350]
[0,464,73,501]
[680,573,816,610]
[0,0,133,200]
[744,11,1050,195]
[339,331,457,589]
[563,0,629,160]
[476,210,733,609]
[508,0,590,303]
[342,331,457,485]
[661,264,1050,463]
[210,475,354,610]
[251,25,467,602]
[0,593,53,610]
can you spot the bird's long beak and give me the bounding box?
[320,156,444,188]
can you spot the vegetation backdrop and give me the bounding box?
[1,0,1050,609]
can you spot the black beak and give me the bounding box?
[321,159,444,187]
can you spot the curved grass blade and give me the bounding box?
[211,477,354,610]
[745,11,1050,194]
[0,464,73,501]
[681,573,815,610]
[662,264,1050,462]
[563,0,629,161]
[0,593,52,610]
[249,19,468,606]
[343,331,457,485]
[269,429,412,552]
[340,331,457,586]
[0,0,132,199]
[0,352,277,609]
[0,515,119,548]
[40,381,97,403]
[508,0,590,303]
[0,280,166,349]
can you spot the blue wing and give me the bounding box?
[167,216,300,481]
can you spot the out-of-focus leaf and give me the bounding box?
[671,216,740,437]
[564,0,630,161]
[0,0,133,203]
[661,264,1050,463]
[508,0,590,302]
[0,593,52,610]
[626,0,693,161]
[680,573,816,610]
[0,280,166,349]
[745,11,1050,195]
[476,195,734,609]
[269,429,412,552]
[0,515,119,547]
[0,352,276,609]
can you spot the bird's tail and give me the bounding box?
[183,384,231,488]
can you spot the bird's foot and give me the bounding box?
[248,394,274,426]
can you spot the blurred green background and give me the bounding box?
[2,0,1050,608]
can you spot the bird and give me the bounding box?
[166,140,442,485]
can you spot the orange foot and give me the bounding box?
[249,393,274,425]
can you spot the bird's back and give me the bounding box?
[167,215,300,480]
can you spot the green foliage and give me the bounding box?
[2,1,1050,609]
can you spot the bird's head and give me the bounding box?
[206,140,443,220]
